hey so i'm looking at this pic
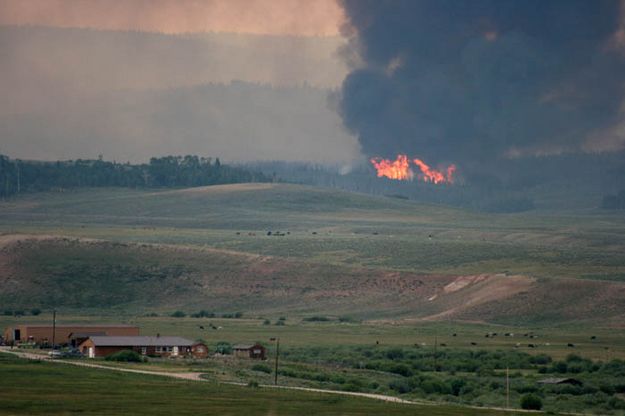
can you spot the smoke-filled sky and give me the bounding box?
[1,0,625,169]
[0,0,359,163]
[339,0,625,171]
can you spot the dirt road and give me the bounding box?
[0,348,411,403]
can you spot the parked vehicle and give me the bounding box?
[47,348,83,359]
[61,348,84,358]
[47,350,62,359]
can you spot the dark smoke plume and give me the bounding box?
[338,0,625,171]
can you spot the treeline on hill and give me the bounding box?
[0,154,270,197]
[245,152,625,212]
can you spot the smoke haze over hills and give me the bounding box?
[0,26,358,163]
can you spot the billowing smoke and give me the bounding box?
[338,0,625,173]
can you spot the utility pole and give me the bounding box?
[506,366,510,409]
[16,160,20,194]
[270,337,280,385]
[434,334,438,372]
[52,309,56,350]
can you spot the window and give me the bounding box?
[141,347,147,355]
[155,346,163,353]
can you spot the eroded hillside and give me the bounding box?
[2,235,623,325]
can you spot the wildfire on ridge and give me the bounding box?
[369,154,412,180]
[370,154,456,184]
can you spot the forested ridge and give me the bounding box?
[0,154,270,197]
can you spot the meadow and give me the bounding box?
[0,352,524,416]
[1,184,624,282]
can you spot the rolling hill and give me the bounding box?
[1,184,624,324]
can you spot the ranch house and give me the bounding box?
[78,335,207,359]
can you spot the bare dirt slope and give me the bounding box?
[1,234,624,324]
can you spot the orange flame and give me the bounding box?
[370,154,456,184]
[413,158,456,184]
[370,155,413,180]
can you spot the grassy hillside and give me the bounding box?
[1,184,624,324]
[1,184,625,280]
[1,236,624,324]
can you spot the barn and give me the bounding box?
[78,335,206,358]
[3,324,139,345]
[233,343,266,359]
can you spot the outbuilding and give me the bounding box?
[233,343,266,360]
[191,342,209,359]
[3,324,139,345]
[538,378,583,386]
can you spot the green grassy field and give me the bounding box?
[0,353,520,416]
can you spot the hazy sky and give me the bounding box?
[0,0,344,36]
[0,0,360,164]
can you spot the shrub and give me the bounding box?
[303,316,330,322]
[385,348,404,360]
[263,319,271,325]
[247,380,259,388]
[105,350,144,362]
[389,364,412,377]
[608,397,625,410]
[530,354,552,365]
[520,394,543,410]
[342,381,363,392]
[275,320,285,326]
[30,308,42,316]
[215,342,232,354]
[552,361,568,373]
[450,378,467,396]
[170,310,186,318]
[389,379,412,394]
[599,384,616,395]
[251,364,272,374]
[516,383,539,394]
[566,354,583,363]
[420,379,451,395]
